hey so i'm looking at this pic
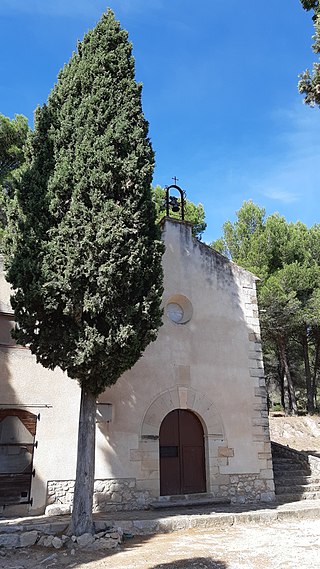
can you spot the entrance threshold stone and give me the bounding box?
[150,493,230,509]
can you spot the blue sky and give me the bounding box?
[0,0,319,242]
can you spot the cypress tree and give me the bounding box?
[6,10,163,534]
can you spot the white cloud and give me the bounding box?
[262,189,300,203]
[183,99,320,241]
[254,102,320,209]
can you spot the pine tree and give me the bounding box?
[0,113,30,249]
[6,10,163,535]
[299,1,320,106]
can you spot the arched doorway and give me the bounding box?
[0,409,37,506]
[159,409,206,496]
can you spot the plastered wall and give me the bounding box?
[0,219,274,513]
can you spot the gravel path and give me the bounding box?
[1,518,320,569]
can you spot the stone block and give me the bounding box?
[130,450,143,461]
[249,342,262,353]
[38,535,54,547]
[141,423,159,437]
[208,466,219,475]
[94,521,111,532]
[246,316,259,326]
[253,418,270,427]
[76,533,94,547]
[141,459,159,471]
[52,536,63,549]
[260,492,275,502]
[133,519,159,534]
[45,504,71,516]
[213,474,231,485]
[218,447,234,458]
[19,530,38,548]
[111,492,122,502]
[94,481,106,492]
[254,386,267,397]
[139,439,158,451]
[0,533,20,548]
[258,452,272,460]
[259,469,274,479]
[91,537,118,550]
[248,332,261,343]
[266,479,275,491]
[136,478,159,493]
[250,368,265,378]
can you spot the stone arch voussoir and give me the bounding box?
[140,386,224,439]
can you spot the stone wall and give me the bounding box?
[47,471,275,511]
[243,279,275,503]
[47,479,151,512]
[221,474,275,504]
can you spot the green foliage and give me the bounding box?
[152,185,207,239]
[0,114,29,195]
[301,1,319,12]
[299,2,320,106]
[0,114,29,250]
[259,272,301,336]
[211,200,268,277]
[6,10,164,397]
[215,200,320,413]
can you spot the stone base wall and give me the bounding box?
[47,473,274,511]
[47,479,151,512]
[209,469,274,505]
[224,474,274,504]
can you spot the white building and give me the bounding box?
[0,218,275,515]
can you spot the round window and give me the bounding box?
[166,302,184,323]
[165,294,193,324]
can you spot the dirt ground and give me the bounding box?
[269,414,320,455]
[1,519,320,569]
[2,415,320,568]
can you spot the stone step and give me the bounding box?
[273,468,311,478]
[276,491,320,503]
[275,476,320,486]
[273,464,310,476]
[275,483,320,495]
[271,442,320,502]
[272,458,306,465]
[150,493,230,509]
[273,463,309,473]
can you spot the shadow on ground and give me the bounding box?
[150,558,227,568]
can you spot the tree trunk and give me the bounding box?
[279,354,290,415]
[278,334,297,415]
[282,367,291,416]
[68,387,96,536]
[312,328,320,409]
[301,329,315,413]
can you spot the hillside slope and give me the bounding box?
[269,415,320,457]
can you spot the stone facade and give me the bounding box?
[47,479,151,512]
[0,218,275,514]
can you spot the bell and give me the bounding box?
[169,196,180,213]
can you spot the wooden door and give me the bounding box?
[159,409,206,496]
